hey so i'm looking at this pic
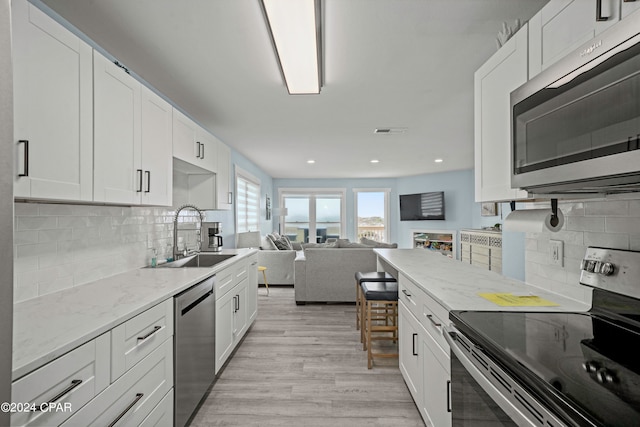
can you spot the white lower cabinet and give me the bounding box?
[11,299,175,427]
[139,389,173,427]
[398,273,451,427]
[60,338,173,427]
[215,255,258,374]
[11,334,110,427]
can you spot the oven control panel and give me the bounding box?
[580,247,640,300]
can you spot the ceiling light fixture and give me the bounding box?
[261,0,322,95]
[434,158,444,163]
[307,160,316,164]
[370,159,380,163]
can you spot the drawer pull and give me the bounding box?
[107,393,144,427]
[137,325,162,342]
[36,379,82,411]
[18,139,29,177]
[426,314,442,327]
[412,333,418,356]
[402,289,412,298]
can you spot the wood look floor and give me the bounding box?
[190,286,424,426]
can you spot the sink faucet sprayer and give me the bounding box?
[173,204,204,261]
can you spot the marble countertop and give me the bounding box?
[12,248,257,381]
[374,249,591,313]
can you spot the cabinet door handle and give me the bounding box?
[235,294,240,312]
[447,380,452,412]
[136,169,143,192]
[137,325,162,342]
[201,143,205,159]
[402,289,412,298]
[228,192,233,204]
[107,393,144,427]
[196,141,202,159]
[18,139,29,177]
[426,314,442,328]
[412,333,418,356]
[34,379,82,411]
[596,0,609,21]
[144,171,151,193]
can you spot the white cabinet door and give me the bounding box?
[172,109,216,173]
[12,0,93,201]
[93,52,141,204]
[216,142,233,210]
[234,278,249,338]
[140,86,173,206]
[246,256,258,325]
[529,0,619,77]
[622,0,640,19]
[172,109,199,165]
[399,302,423,405]
[421,331,451,427]
[215,288,235,374]
[196,127,218,173]
[474,25,529,203]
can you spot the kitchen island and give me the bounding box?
[373,248,589,426]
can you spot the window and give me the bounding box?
[279,189,346,243]
[236,167,260,233]
[354,189,390,242]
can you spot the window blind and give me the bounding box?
[236,172,260,233]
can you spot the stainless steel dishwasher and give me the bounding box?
[174,275,216,427]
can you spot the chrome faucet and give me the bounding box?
[173,204,204,261]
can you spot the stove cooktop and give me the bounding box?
[450,248,640,427]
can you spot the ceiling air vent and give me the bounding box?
[374,127,407,134]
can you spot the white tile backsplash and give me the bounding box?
[525,196,640,304]
[13,202,199,302]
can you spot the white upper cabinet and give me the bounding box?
[12,0,93,201]
[94,53,172,206]
[172,109,216,173]
[216,141,232,210]
[474,25,529,203]
[93,51,142,204]
[529,0,620,78]
[140,86,173,206]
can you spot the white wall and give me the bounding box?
[524,197,640,304]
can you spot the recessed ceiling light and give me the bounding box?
[374,127,407,134]
[434,158,444,163]
[307,160,315,164]
[370,159,380,163]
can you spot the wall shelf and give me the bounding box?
[410,230,457,259]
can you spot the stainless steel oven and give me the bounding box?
[446,248,640,427]
[510,11,640,195]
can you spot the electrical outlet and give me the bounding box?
[549,240,563,267]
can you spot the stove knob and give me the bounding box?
[582,361,600,373]
[596,368,616,384]
[599,262,615,276]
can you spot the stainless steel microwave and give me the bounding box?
[511,11,640,195]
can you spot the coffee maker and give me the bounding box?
[201,222,223,252]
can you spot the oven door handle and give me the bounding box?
[444,327,565,427]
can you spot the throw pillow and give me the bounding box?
[267,233,293,250]
[261,235,278,250]
[301,241,337,249]
[360,237,398,248]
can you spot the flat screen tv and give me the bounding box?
[399,192,445,221]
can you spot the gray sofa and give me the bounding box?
[294,247,378,304]
[257,250,296,285]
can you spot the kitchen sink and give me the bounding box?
[158,253,236,268]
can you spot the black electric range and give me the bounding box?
[449,247,640,427]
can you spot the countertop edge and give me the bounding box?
[12,248,258,381]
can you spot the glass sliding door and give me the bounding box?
[354,189,390,242]
[280,189,346,243]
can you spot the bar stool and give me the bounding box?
[355,272,396,343]
[258,266,269,296]
[360,280,398,369]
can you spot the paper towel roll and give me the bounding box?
[503,208,564,233]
